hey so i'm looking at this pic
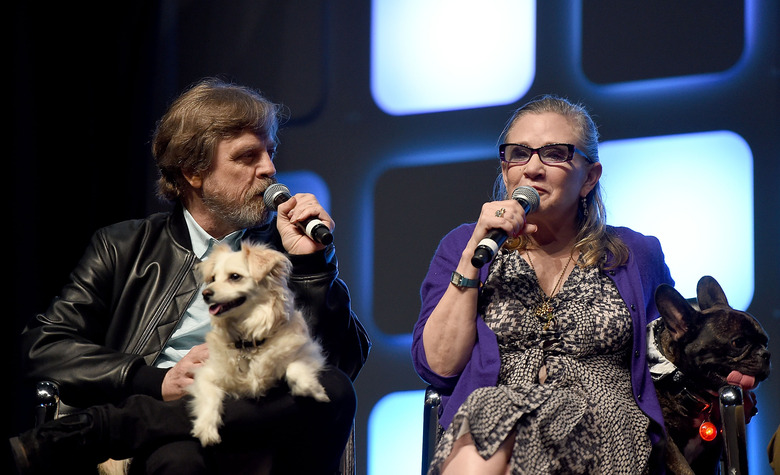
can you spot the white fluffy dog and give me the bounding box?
[188,242,329,447]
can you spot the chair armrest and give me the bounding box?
[422,386,442,475]
[34,381,60,426]
[719,384,748,474]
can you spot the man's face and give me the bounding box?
[200,130,278,230]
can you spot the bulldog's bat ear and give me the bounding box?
[696,275,729,310]
[655,283,697,340]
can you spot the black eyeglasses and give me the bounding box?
[499,143,590,164]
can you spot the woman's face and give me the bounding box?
[502,112,601,226]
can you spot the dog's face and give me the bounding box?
[196,242,292,320]
[654,275,771,394]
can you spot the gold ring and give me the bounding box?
[495,208,506,217]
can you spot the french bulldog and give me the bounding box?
[649,275,771,475]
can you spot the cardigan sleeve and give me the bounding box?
[411,224,472,389]
[411,224,500,428]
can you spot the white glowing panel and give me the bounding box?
[368,390,424,475]
[371,0,536,115]
[599,131,754,309]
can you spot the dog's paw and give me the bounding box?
[310,384,331,403]
[286,361,330,402]
[191,421,222,446]
[291,381,330,403]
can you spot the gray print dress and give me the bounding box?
[427,249,651,474]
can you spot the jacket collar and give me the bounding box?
[169,203,195,252]
[168,203,279,255]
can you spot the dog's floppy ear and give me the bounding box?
[695,275,730,311]
[195,244,231,283]
[655,283,698,340]
[267,252,292,282]
[242,243,292,282]
[195,255,216,284]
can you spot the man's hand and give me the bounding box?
[161,343,209,401]
[275,193,334,255]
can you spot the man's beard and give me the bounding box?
[201,179,275,230]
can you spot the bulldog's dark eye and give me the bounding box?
[731,337,747,349]
[229,273,242,281]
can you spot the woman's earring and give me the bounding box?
[581,197,589,217]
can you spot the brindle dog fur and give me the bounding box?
[652,275,770,474]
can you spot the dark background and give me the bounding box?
[11,1,779,474]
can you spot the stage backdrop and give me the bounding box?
[12,1,779,474]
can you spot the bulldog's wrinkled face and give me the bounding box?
[655,276,771,393]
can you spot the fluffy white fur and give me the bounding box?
[188,242,329,447]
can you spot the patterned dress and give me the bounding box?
[428,249,651,474]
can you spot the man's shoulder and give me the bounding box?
[88,210,194,265]
[90,211,186,253]
[98,211,173,236]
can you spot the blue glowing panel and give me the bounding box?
[599,131,754,308]
[370,0,536,115]
[274,170,331,213]
[368,390,425,475]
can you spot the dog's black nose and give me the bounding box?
[202,288,213,302]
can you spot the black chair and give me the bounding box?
[420,386,442,475]
[33,381,356,475]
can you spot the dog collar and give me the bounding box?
[647,320,715,415]
[233,339,266,350]
[647,319,677,381]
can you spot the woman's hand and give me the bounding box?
[467,198,537,256]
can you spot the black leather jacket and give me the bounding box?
[21,205,370,408]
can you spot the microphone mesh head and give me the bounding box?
[263,183,290,209]
[511,186,540,213]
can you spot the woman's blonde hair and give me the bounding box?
[493,95,628,269]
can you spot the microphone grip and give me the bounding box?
[305,219,334,245]
[471,230,508,268]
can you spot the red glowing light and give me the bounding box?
[699,421,718,441]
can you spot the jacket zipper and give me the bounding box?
[131,253,198,357]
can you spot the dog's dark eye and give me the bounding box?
[731,337,747,349]
[229,273,242,281]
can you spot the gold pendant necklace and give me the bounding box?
[526,251,574,330]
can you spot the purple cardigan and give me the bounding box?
[411,223,674,448]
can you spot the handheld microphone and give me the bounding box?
[263,183,334,245]
[471,186,540,268]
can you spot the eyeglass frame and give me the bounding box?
[498,143,592,164]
